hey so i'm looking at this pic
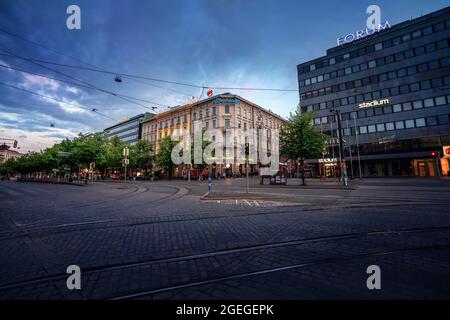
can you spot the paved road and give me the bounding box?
[0,177,449,299]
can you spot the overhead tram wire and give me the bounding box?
[0,63,170,108]
[0,47,166,111]
[0,27,195,98]
[0,81,117,122]
[0,54,300,92]
[0,50,299,93]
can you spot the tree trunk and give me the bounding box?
[300,157,305,186]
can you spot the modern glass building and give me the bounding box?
[298,6,450,177]
[104,112,154,144]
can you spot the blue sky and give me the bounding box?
[0,0,448,152]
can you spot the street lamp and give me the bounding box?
[329,109,348,186]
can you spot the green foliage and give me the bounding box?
[0,133,153,177]
[155,136,177,176]
[280,110,328,184]
[129,140,153,171]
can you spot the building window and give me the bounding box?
[386,122,395,131]
[438,114,449,125]
[205,121,209,129]
[374,42,383,51]
[213,106,217,116]
[402,102,412,111]
[193,113,197,120]
[405,120,415,128]
[368,60,376,68]
[424,98,434,108]
[199,111,203,119]
[422,26,433,35]
[213,119,217,128]
[368,125,376,133]
[393,104,402,113]
[427,116,438,126]
[359,126,367,134]
[224,105,230,114]
[376,123,385,132]
[225,119,231,128]
[435,96,446,105]
[415,118,426,127]
[413,100,423,109]
[206,109,209,117]
[412,30,422,39]
[395,121,405,129]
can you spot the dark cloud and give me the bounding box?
[0,0,449,151]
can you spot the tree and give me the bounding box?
[129,140,153,175]
[280,111,328,185]
[155,136,177,177]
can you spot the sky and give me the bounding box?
[0,0,448,152]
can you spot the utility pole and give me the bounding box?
[346,119,354,179]
[123,146,129,184]
[353,114,362,179]
[330,109,348,186]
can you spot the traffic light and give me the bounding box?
[244,143,250,156]
[431,151,439,157]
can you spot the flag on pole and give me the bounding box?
[207,89,213,97]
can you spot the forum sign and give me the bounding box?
[337,5,391,46]
[337,21,391,45]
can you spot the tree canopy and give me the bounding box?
[280,110,328,185]
[0,133,153,178]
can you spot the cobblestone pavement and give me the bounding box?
[0,177,449,299]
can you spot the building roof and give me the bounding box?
[297,5,450,67]
[103,112,155,131]
[141,93,286,124]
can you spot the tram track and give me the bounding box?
[110,244,450,300]
[0,198,447,241]
[0,225,449,296]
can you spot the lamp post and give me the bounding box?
[330,109,348,186]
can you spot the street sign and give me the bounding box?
[122,158,130,166]
[123,147,129,157]
[443,146,450,158]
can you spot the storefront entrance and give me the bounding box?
[412,159,438,177]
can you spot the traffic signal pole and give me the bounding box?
[245,143,249,193]
[330,109,348,186]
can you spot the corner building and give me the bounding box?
[141,93,286,177]
[298,6,450,177]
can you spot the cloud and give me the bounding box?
[0,126,78,153]
[22,74,60,91]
